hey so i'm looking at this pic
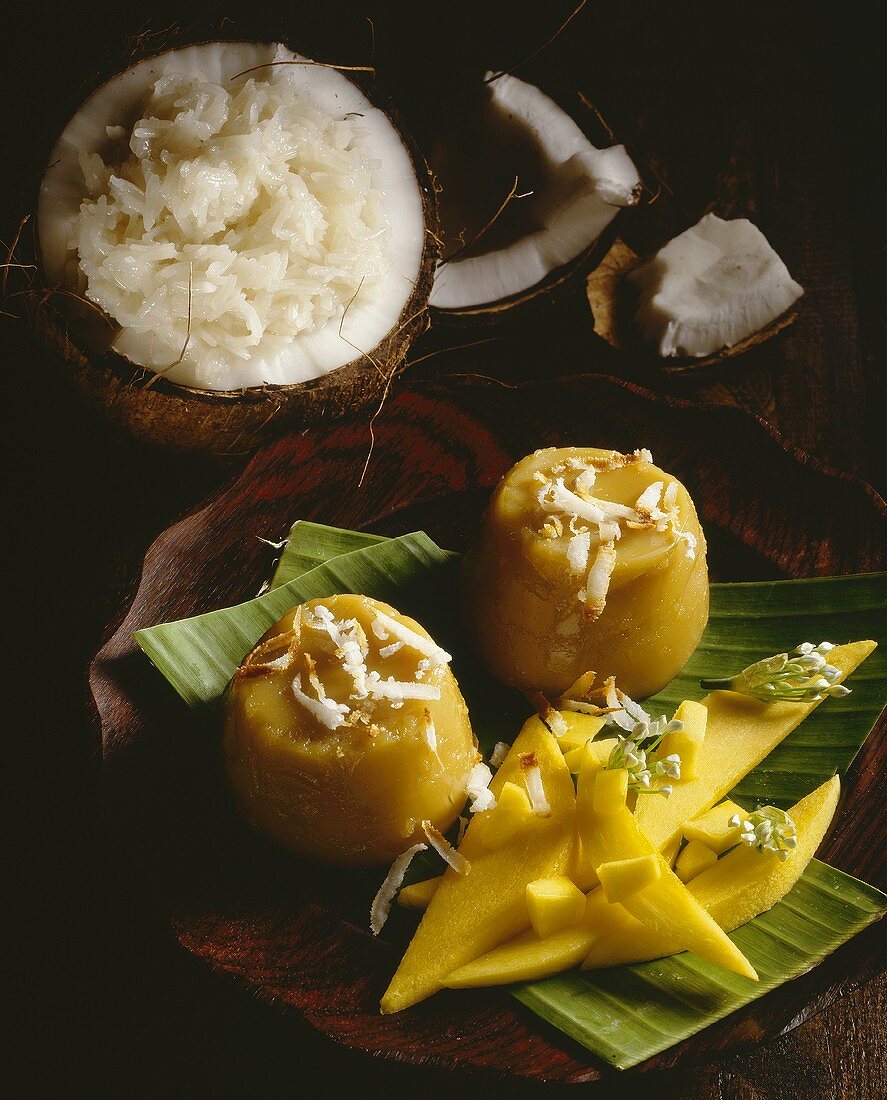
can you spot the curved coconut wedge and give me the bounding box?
[34,40,438,455]
[587,216,803,373]
[583,775,841,969]
[635,641,876,855]
[380,716,575,1014]
[427,73,640,321]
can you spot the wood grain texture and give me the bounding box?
[90,375,886,1085]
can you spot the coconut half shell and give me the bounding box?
[427,72,640,325]
[32,39,439,456]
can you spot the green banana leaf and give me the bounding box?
[515,859,885,1069]
[135,530,454,708]
[134,520,887,1069]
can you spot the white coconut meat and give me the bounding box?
[429,72,640,311]
[630,213,804,358]
[37,42,426,391]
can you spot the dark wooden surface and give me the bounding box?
[7,1,885,1096]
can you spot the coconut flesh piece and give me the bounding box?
[429,72,640,310]
[630,213,804,358]
[37,41,426,391]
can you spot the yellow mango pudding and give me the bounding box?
[223,594,477,865]
[465,446,708,698]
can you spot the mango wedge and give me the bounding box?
[398,877,442,910]
[583,775,841,969]
[636,641,874,852]
[381,717,575,1013]
[577,751,758,980]
[445,891,612,988]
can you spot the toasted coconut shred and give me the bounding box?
[422,820,470,874]
[529,692,568,738]
[465,762,497,813]
[490,741,511,768]
[237,602,453,734]
[520,752,551,817]
[557,671,650,732]
[370,842,427,934]
[534,449,691,622]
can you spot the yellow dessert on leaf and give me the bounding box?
[635,640,875,854]
[584,775,841,969]
[683,799,745,854]
[675,840,718,883]
[527,876,587,936]
[381,716,575,1013]
[464,446,709,699]
[223,594,477,865]
[598,854,661,903]
[577,747,757,980]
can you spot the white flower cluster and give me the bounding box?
[702,642,850,703]
[729,806,798,861]
[607,716,683,798]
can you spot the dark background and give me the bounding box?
[6,2,885,1096]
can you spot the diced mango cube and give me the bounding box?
[398,876,442,910]
[593,767,629,814]
[563,735,616,775]
[683,799,745,854]
[597,854,661,903]
[675,840,718,883]
[479,780,534,849]
[661,699,707,781]
[526,876,587,937]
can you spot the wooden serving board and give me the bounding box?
[90,374,887,1084]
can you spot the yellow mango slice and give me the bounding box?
[598,854,661,902]
[480,780,534,849]
[584,775,841,969]
[593,767,629,813]
[556,712,607,753]
[381,716,575,1013]
[398,876,441,910]
[683,799,745,854]
[675,840,718,883]
[444,891,609,988]
[527,876,586,936]
[662,699,707,781]
[636,641,874,852]
[577,749,757,980]
[562,734,616,775]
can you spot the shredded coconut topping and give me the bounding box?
[465,762,497,813]
[371,611,452,669]
[520,753,551,817]
[292,672,350,730]
[532,451,693,619]
[422,820,470,874]
[370,843,427,934]
[490,741,511,768]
